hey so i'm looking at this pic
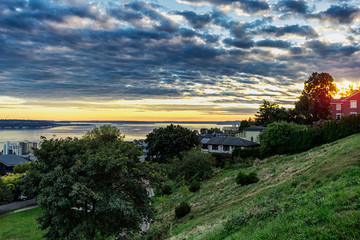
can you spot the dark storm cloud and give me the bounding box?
[306,40,360,57]
[275,0,309,14]
[259,25,318,38]
[308,4,360,24]
[256,39,291,48]
[174,11,212,29]
[223,38,255,49]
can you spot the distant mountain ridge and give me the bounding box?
[0,120,57,129]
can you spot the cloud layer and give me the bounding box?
[0,0,359,118]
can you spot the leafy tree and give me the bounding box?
[259,122,307,156]
[21,125,162,240]
[145,124,199,163]
[175,150,214,183]
[255,100,289,126]
[239,120,250,132]
[1,173,24,200]
[13,162,32,173]
[338,84,358,98]
[200,128,221,134]
[0,177,13,205]
[295,72,337,122]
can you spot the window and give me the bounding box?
[223,146,229,151]
[336,113,342,120]
[350,112,357,115]
[350,100,357,108]
[336,104,341,110]
[212,145,218,150]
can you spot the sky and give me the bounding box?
[0,0,359,121]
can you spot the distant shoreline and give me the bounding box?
[0,120,240,129]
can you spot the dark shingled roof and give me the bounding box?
[206,137,259,147]
[242,126,266,132]
[0,155,29,167]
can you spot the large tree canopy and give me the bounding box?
[295,72,337,122]
[255,100,289,126]
[21,125,161,240]
[145,124,199,163]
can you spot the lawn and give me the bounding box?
[0,207,44,240]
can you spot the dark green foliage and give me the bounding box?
[295,72,337,122]
[175,201,191,218]
[255,100,290,126]
[235,171,259,185]
[259,115,360,157]
[145,124,200,163]
[21,125,163,240]
[13,162,32,173]
[232,147,261,160]
[212,153,232,168]
[260,122,307,156]
[0,177,13,205]
[175,150,214,183]
[189,181,201,193]
[200,128,221,134]
[161,184,172,195]
[239,120,250,132]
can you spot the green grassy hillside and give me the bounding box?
[149,134,360,239]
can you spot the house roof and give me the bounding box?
[242,126,266,132]
[206,137,259,147]
[0,155,29,167]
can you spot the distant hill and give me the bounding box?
[0,120,57,129]
[148,134,360,239]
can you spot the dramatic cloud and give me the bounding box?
[275,0,309,14]
[259,25,318,38]
[308,4,360,24]
[0,0,359,120]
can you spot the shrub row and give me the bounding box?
[259,114,360,156]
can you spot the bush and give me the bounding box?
[161,184,172,195]
[212,153,232,168]
[175,201,191,218]
[189,181,201,193]
[176,150,214,183]
[13,162,32,173]
[1,173,24,201]
[0,178,13,205]
[232,147,261,160]
[235,171,259,185]
[260,122,307,156]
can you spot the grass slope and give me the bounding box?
[0,207,44,240]
[149,134,360,239]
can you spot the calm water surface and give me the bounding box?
[0,122,230,151]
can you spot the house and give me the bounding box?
[0,155,29,175]
[330,90,360,120]
[202,137,259,154]
[236,126,266,144]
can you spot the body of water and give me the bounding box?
[0,122,231,152]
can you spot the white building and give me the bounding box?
[237,126,266,144]
[3,141,38,155]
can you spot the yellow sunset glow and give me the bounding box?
[334,81,360,99]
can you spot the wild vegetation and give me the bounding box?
[143,133,360,239]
